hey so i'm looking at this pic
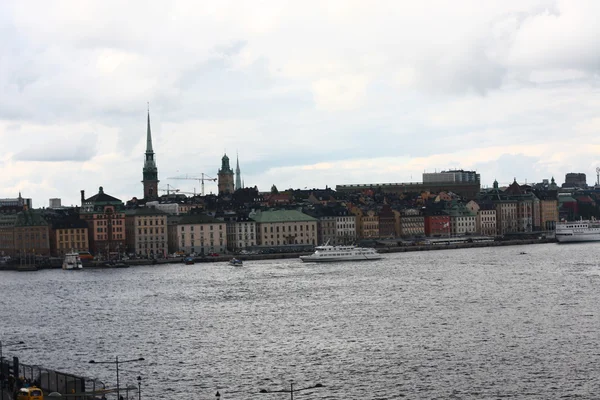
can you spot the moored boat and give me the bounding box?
[300,243,382,262]
[184,257,195,265]
[229,258,243,266]
[62,252,83,270]
[555,220,600,243]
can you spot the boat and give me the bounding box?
[300,243,382,262]
[184,257,195,265]
[62,252,83,270]
[555,220,600,243]
[229,258,243,266]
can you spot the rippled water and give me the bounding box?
[1,243,600,399]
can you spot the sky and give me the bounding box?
[1,0,600,207]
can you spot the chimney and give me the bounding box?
[80,190,85,205]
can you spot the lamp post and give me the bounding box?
[89,356,144,400]
[259,382,323,400]
[0,341,24,400]
[137,376,141,400]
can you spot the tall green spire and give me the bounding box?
[146,103,153,153]
[142,104,159,199]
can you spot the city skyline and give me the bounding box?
[1,1,599,206]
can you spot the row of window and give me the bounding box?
[264,225,315,233]
[181,225,223,231]
[137,219,165,226]
[138,228,165,234]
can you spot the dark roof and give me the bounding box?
[125,207,169,217]
[85,187,122,204]
[52,218,89,230]
[15,210,48,227]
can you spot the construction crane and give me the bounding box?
[167,173,217,196]
[158,184,180,195]
[158,187,197,196]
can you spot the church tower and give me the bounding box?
[142,107,159,199]
[218,153,235,195]
[235,154,242,191]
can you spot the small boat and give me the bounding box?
[63,252,83,270]
[184,257,195,265]
[229,258,243,266]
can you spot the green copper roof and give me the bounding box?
[251,210,317,223]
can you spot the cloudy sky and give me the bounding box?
[1,0,599,206]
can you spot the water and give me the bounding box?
[1,243,600,399]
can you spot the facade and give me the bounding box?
[0,212,18,256]
[168,213,227,255]
[125,207,168,257]
[251,210,317,247]
[539,196,559,231]
[378,205,396,237]
[466,201,497,236]
[49,198,62,208]
[562,173,587,188]
[218,153,235,195]
[334,210,357,245]
[305,205,356,245]
[51,218,89,257]
[355,209,379,238]
[80,187,126,256]
[225,214,256,251]
[399,209,425,237]
[447,202,476,236]
[142,110,159,199]
[423,169,480,184]
[424,212,450,237]
[14,210,51,257]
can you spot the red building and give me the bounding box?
[424,214,450,237]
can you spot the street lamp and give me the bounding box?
[89,356,144,400]
[1,341,24,400]
[259,383,323,400]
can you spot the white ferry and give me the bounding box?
[300,243,382,262]
[555,220,600,243]
[62,252,83,270]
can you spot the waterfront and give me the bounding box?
[1,243,599,399]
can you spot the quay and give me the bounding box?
[0,237,556,271]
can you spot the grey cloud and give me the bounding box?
[14,132,99,162]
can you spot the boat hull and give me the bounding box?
[300,255,382,262]
[556,233,600,243]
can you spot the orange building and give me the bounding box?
[80,187,126,257]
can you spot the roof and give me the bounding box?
[125,207,169,217]
[15,210,48,227]
[84,187,122,204]
[52,218,89,230]
[251,209,317,223]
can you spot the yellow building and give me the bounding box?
[125,207,169,257]
[52,219,89,256]
[539,198,559,231]
[251,210,317,247]
[168,213,227,255]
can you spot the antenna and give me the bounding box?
[596,167,600,186]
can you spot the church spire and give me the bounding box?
[235,153,242,191]
[146,103,153,153]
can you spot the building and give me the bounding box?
[80,187,126,256]
[224,213,256,252]
[142,109,159,199]
[562,173,587,188]
[351,208,379,238]
[336,181,481,200]
[424,211,450,237]
[168,213,227,255]
[446,201,476,236]
[125,207,168,257]
[251,210,317,247]
[0,211,18,256]
[537,192,559,231]
[423,169,480,184]
[51,218,89,257]
[0,193,32,209]
[49,198,62,208]
[378,205,396,237]
[399,209,425,238]
[235,154,242,191]
[466,201,497,236]
[14,210,51,257]
[218,153,235,195]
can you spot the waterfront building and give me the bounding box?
[447,201,476,236]
[399,208,425,238]
[168,213,227,255]
[305,204,355,245]
[424,211,450,237]
[142,109,159,200]
[80,187,126,256]
[351,208,379,238]
[537,192,559,231]
[218,153,235,195]
[0,211,18,256]
[503,180,534,232]
[251,210,317,247]
[50,218,89,257]
[125,207,168,257]
[14,210,51,257]
[235,154,242,191]
[378,204,396,238]
[224,213,256,252]
[466,201,497,236]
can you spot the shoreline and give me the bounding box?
[0,238,557,271]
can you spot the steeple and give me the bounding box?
[142,105,159,199]
[235,153,242,191]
